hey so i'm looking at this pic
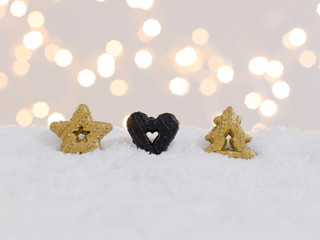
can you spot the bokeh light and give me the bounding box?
[14,44,32,61]
[55,49,73,67]
[217,65,234,83]
[142,19,161,38]
[244,92,262,109]
[0,0,9,6]
[12,60,30,76]
[249,56,268,75]
[109,79,129,96]
[28,11,45,28]
[78,69,96,87]
[137,28,153,42]
[127,0,153,9]
[97,53,115,77]
[288,28,307,48]
[169,77,190,96]
[45,44,60,62]
[199,78,217,96]
[32,101,50,118]
[105,40,123,57]
[0,6,6,19]
[127,0,139,8]
[272,81,290,99]
[299,50,317,68]
[23,31,44,50]
[266,60,284,78]
[10,1,27,17]
[0,72,8,89]
[16,108,33,127]
[317,3,320,16]
[282,32,296,49]
[192,28,209,45]
[47,112,65,126]
[251,123,267,132]
[135,50,153,69]
[175,47,197,67]
[208,56,224,72]
[260,100,277,117]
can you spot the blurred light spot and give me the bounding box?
[208,56,224,72]
[249,56,268,75]
[282,32,296,49]
[288,28,307,48]
[0,0,9,6]
[217,65,234,83]
[135,50,152,69]
[28,11,45,28]
[97,53,115,77]
[14,44,32,61]
[78,69,96,87]
[317,3,320,16]
[175,47,197,67]
[48,112,65,126]
[127,0,139,8]
[192,28,209,45]
[96,0,105,2]
[252,123,267,133]
[199,78,217,96]
[139,0,153,9]
[105,40,123,57]
[45,44,60,62]
[137,28,153,42]
[266,60,284,78]
[109,79,128,96]
[169,77,190,96]
[0,6,6,19]
[12,60,30,76]
[187,57,203,72]
[10,1,27,17]
[32,101,50,118]
[122,114,130,129]
[55,49,73,67]
[244,92,261,109]
[143,19,161,37]
[16,108,33,127]
[260,100,277,117]
[23,31,44,50]
[272,81,290,99]
[0,72,8,89]
[299,50,317,68]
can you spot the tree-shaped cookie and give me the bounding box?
[205,106,257,159]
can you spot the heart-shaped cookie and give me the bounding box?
[126,112,179,154]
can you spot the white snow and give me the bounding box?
[0,126,320,240]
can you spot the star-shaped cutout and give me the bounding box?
[50,104,113,154]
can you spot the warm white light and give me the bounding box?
[244,92,261,109]
[249,56,268,75]
[138,0,153,9]
[260,100,277,117]
[282,33,296,49]
[299,50,317,68]
[192,28,209,45]
[175,47,197,67]
[14,44,32,61]
[169,77,190,96]
[97,53,115,78]
[0,0,9,6]
[122,114,130,129]
[47,112,65,126]
[272,81,290,99]
[208,56,224,72]
[288,28,307,47]
[135,50,152,69]
[266,60,284,78]
[32,102,50,119]
[16,108,33,127]
[143,19,161,37]
[28,11,45,28]
[105,40,123,57]
[217,65,234,83]
[78,69,96,87]
[109,79,129,96]
[317,3,320,16]
[12,60,30,76]
[23,31,44,50]
[10,1,27,17]
[0,6,6,19]
[199,78,217,96]
[45,44,60,62]
[0,72,8,89]
[55,49,73,67]
[127,0,139,8]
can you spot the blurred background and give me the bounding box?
[0,0,319,131]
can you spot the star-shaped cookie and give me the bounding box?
[50,104,113,154]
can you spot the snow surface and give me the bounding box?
[0,126,320,240]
